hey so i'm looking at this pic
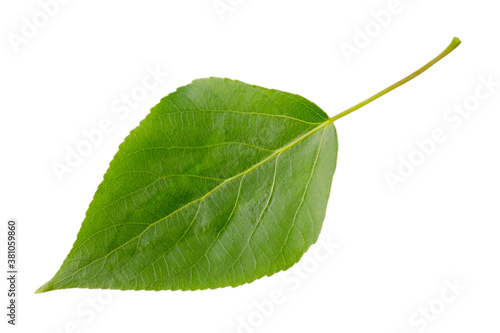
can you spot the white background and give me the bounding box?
[1,0,499,332]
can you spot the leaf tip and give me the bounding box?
[35,281,54,294]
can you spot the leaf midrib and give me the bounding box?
[157,108,326,125]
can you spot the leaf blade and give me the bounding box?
[37,78,338,293]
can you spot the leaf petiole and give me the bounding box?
[330,37,461,122]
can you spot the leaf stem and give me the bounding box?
[330,37,461,122]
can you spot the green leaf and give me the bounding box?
[37,37,461,293]
[38,78,339,292]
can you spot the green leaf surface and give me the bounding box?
[38,78,338,292]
